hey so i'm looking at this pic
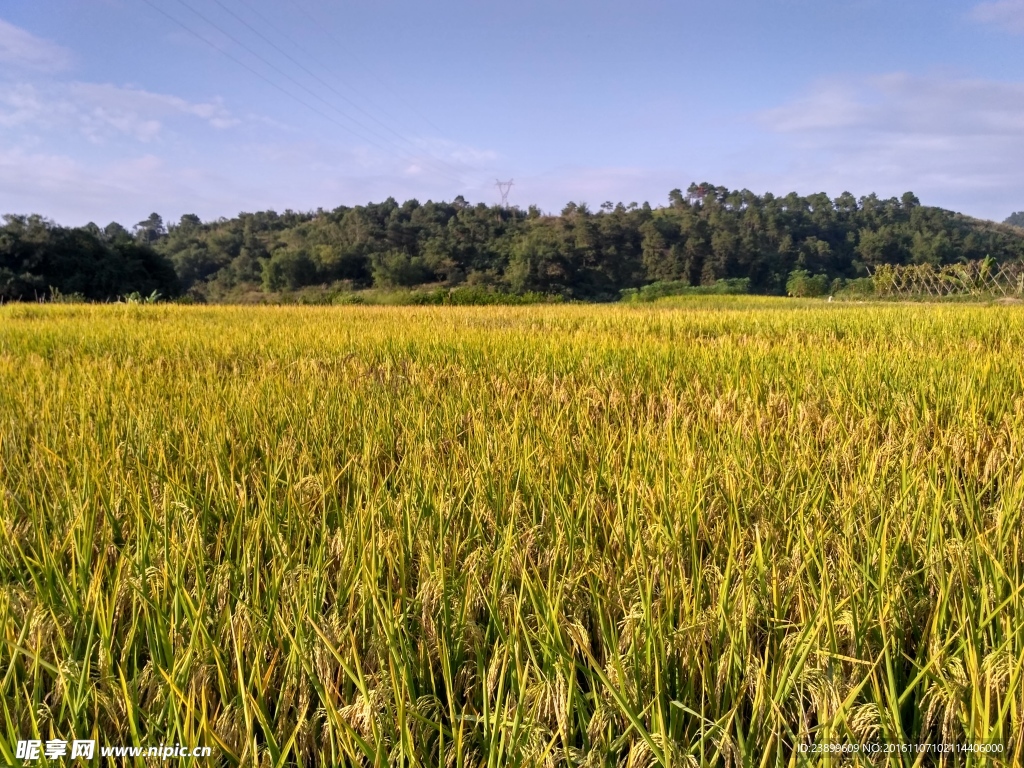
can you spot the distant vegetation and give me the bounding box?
[0,215,178,302]
[4,184,1024,302]
[1006,211,1024,228]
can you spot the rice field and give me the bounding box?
[1,299,1022,767]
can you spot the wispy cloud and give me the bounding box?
[971,0,1024,33]
[0,18,73,72]
[761,73,1024,138]
[0,146,246,225]
[410,137,499,168]
[0,81,240,143]
[71,84,237,127]
[0,83,49,128]
[71,83,239,142]
[755,73,1024,218]
[0,128,505,225]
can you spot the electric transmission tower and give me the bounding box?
[495,179,514,208]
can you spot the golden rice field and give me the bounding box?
[1,299,1022,767]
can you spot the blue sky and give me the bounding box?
[2,0,1024,226]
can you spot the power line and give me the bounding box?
[208,0,465,179]
[169,0,460,182]
[146,0,464,184]
[234,0,445,147]
[281,0,448,138]
[137,0,384,151]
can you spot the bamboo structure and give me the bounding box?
[870,259,1024,298]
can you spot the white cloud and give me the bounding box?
[0,131,501,226]
[70,83,237,128]
[0,83,47,128]
[71,83,239,143]
[0,20,237,144]
[0,18,510,223]
[411,137,499,168]
[0,81,239,143]
[761,73,1024,138]
[971,0,1024,33]
[0,18,72,72]
[754,73,1024,218]
[0,146,240,224]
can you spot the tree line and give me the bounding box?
[0,215,178,302]
[4,185,1024,302]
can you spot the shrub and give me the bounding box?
[409,287,561,306]
[370,251,433,288]
[786,269,830,297]
[262,249,317,292]
[836,277,875,297]
[621,278,750,302]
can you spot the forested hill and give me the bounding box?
[4,184,1024,301]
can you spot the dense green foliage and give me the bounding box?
[1006,211,1024,228]
[620,278,750,302]
[0,215,179,301]
[785,269,831,298]
[152,185,1024,300]
[2,302,1021,765]
[6,186,1024,302]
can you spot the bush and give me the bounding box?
[262,249,317,292]
[47,287,87,304]
[331,292,366,305]
[835,277,875,297]
[786,270,830,297]
[408,287,562,306]
[621,278,750,302]
[370,251,433,288]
